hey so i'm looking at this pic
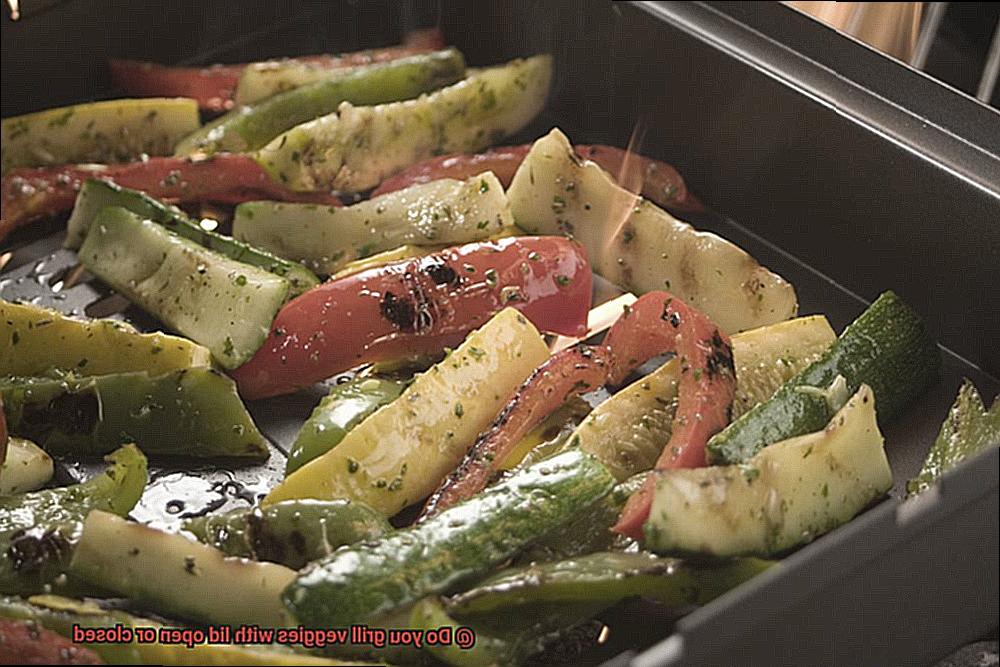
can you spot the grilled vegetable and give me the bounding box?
[0,300,212,377]
[231,236,591,399]
[0,445,147,594]
[373,143,702,213]
[79,207,290,369]
[646,385,891,557]
[64,179,319,295]
[0,438,52,495]
[1,98,199,174]
[729,315,837,418]
[183,499,391,569]
[233,38,446,105]
[69,510,295,627]
[908,380,1000,495]
[233,171,514,275]
[570,314,836,483]
[287,378,406,475]
[255,55,553,192]
[448,552,773,616]
[508,128,798,334]
[411,595,606,667]
[283,449,616,626]
[520,473,646,563]
[708,291,941,465]
[111,35,445,112]
[0,369,267,459]
[0,595,362,666]
[1,155,342,243]
[175,49,465,155]
[264,308,551,514]
[576,357,680,482]
[498,399,591,471]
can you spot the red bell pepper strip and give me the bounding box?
[421,291,734,518]
[421,344,613,517]
[371,144,703,213]
[610,292,736,540]
[230,236,592,400]
[0,155,341,243]
[109,30,446,114]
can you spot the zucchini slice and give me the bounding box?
[283,449,616,626]
[645,384,892,557]
[507,128,798,334]
[79,206,290,369]
[69,510,295,628]
[708,291,941,464]
[2,98,199,174]
[65,179,319,296]
[264,307,550,515]
[233,171,514,275]
[255,55,553,192]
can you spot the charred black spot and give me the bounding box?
[425,261,459,287]
[380,292,417,331]
[16,389,100,446]
[705,330,735,379]
[8,527,71,574]
[248,511,286,564]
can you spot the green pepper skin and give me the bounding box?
[447,552,773,617]
[0,370,268,459]
[908,380,1000,495]
[411,596,605,667]
[175,49,466,155]
[183,499,392,569]
[64,179,319,296]
[519,472,646,563]
[708,291,941,464]
[284,450,616,626]
[287,377,406,475]
[0,444,147,594]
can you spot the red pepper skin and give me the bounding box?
[422,291,734,519]
[231,236,592,400]
[611,292,736,540]
[371,144,702,213]
[108,31,446,114]
[0,155,341,243]
[421,344,612,517]
[0,617,103,664]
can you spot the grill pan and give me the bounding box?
[1,1,998,665]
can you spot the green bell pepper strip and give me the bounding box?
[175,49,466,155]
[0,370,268,459]
[183,499,392,569]
[287,377,406,475]
[447,552,774,617]
[0,444,147,595]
